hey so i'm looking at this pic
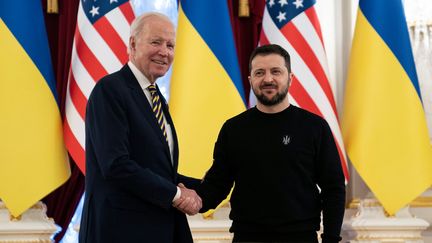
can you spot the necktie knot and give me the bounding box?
[148,84,157,95]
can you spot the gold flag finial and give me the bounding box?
[239,0,250,17]
[47,0,59,14]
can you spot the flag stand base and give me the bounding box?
[342,198,429,242]
[187,202,233,242]
[0,201,60,242]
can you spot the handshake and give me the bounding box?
[172,183,202,215]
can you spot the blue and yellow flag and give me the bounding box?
[342,0,432,214]
[0,1,70,217]
[170,0,246,178]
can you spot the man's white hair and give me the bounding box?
[128,12,174,54]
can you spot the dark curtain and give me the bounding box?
[40,0,264,241]
[228,0,265,104]
[41,0,84,242]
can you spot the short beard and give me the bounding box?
[254,84,288,106]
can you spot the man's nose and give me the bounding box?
[158,45,170,56]
[263,72,273,82]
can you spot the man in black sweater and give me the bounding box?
[197,44,346,243]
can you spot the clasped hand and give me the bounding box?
[172,183,202,215]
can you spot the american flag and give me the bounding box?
[259,0,349,180]
[64,0,135,173]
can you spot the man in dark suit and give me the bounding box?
[79,12,202,243]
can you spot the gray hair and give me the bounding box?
[130,12,173,39]
[128,12,173,54]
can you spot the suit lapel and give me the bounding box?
[120,65,174,168]
[158,90,179,171]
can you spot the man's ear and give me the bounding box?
[288,72,294,86]
[129,36,135,51]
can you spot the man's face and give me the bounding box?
[249,54,291,106]
[129,17,175,83]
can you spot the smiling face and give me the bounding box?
[249,53,292,107]
[129,15,175,83]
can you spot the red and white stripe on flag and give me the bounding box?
[258,0,349,181]
[64,0,135,173]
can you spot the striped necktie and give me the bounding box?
[148,85,168,142]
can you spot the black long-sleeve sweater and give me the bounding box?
[198,105,345,243]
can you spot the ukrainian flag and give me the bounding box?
[342,0,432,214]
[170,0,246,178]
[0,1,70,217]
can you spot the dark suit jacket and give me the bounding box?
[79,65,200,243]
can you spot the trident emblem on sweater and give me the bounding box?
[282,135,291,145]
